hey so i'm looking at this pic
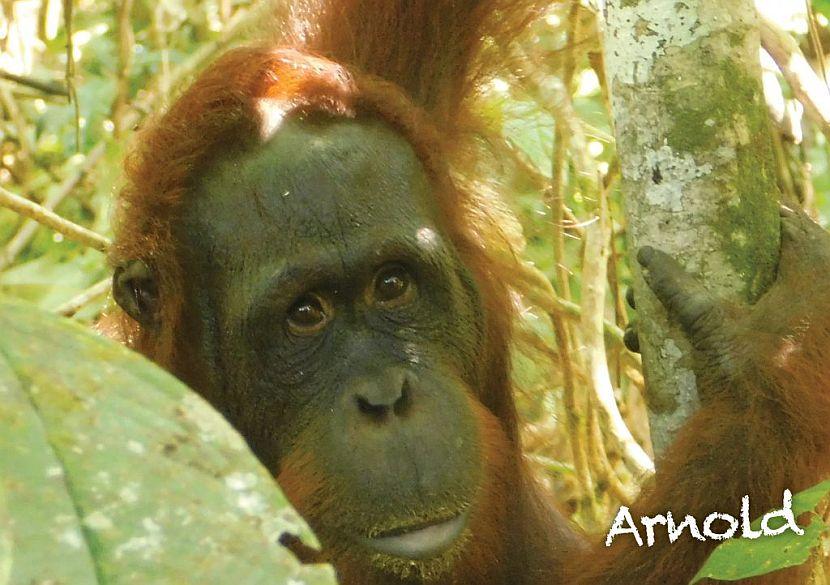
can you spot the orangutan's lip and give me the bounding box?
[363,512,468,560]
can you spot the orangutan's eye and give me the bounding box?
[371,265,415,308]
[287,293,331,335]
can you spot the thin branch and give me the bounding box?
[797,141,817,214]
[552,0,580,335]
[112,0,136,136]
[55,277,111,317]
[580,182,654,479]
[151,3,172,101]
[514,261,645,379]
[605,170,626,391]
[549,127,575,301]
[0,143,106,270]
[506,44,594,181]
[0,69,68,96]
[770,120,799,203]
[62,0,81,151]
[589,408,636,506]
[515,305,645,390]
[219,0,232,24]
[761,16,830,141]
[607,225,626,329]
[503,135,584,237]
[512,260,630,348]
[545,96,595,514]
[111,0,135,137]
[805,0,829,90]
[0,85,32,174]
[0,186,111,253]
[588,50,613,132]
[585,392,608,514]
[525,453,575,476]
[552,309,595,513]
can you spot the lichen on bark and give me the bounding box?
[603,0,781,453]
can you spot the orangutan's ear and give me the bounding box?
[112,259,160,330]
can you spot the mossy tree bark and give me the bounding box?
[603,0,781,454]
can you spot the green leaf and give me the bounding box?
[791,479,830,515]
[0,297,335,585]
[814,0,830,18]
[689,480,830,583]
[501,99,555,177]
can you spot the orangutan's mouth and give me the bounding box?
[363,512,468,560]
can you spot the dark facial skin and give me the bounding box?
[139,116,492,576]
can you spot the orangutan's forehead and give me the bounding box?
[177,116,437,254]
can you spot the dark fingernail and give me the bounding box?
[637,246,655,266]
[623,327,640,353]
[626,287,636,309]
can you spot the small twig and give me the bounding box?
[38,0,50,41]
[604,170,626,389]
[545,113,595,515]
[151,2,172,102]
[761,16,830,141]
[525,453,576,476]
[797,141,817,213]
[0,143,106,270]
[549,127,574,302]
[0,186,111,253]
[502,136,585,237]
[550,1,601,523]
[506,47,593,181]
[219,0,232,24]
[112,0,135,136]
[624,365,644,391]
[514,298,641,374]
[62,0,81,151]
[0,69,68,97]
[548,9,582,338]
[607,225,626,328]
[588,408,636,506]
[552,310,595,514]
[770,123,799,204]
[585,393,609,515]
[805,0,829,90]
[588,50,614,132]
[55,277,111,317]
[511,259,630,347]
[0,85,32,172]
[580,181,654,479]
[562,0,580,89]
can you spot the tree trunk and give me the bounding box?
[603,0,781,454]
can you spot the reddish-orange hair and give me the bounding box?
[109,1,547,442]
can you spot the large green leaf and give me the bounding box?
[0,297,335,585]
[690,480,830,583]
